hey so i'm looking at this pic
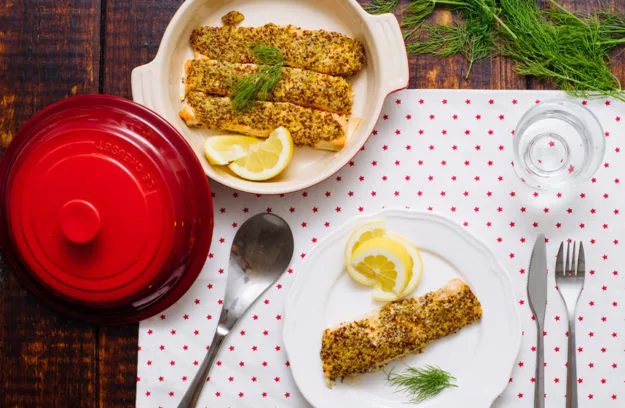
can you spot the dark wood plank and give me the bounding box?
[97,325,138,408]
[102,0,183,98]
[409,52,525,90]
[602,0,625,84]
[0,1,101,146]
[0,1,102,407]
[99,2,183,406]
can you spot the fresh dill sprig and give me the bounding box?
[497,0,624,101]
[231,44,284,111]
[401,0,436,41]
[365,0,399,15]
[401,0,625,100]
[406,24,468,56]
[404,0,497,78]
[252,44,284,66]
[386,365,458,403]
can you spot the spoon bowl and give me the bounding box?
[178,212,294,407]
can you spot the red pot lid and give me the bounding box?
[0,95,214,324]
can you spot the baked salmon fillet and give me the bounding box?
[320,279,482,384]
[184,58,354,115]
[190,23,366,77]
[180,91,355,151]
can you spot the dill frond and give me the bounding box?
[404,0,498,78]
[498,0,624,100]
[252,44,284,66]
[386,365,458,403]
[364,0,399,15]
[231,45,284,111]
[401,0,625,100]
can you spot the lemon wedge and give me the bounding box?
[385,233,424,298]
[349,236,413,301]
[204,135,264,165]
[344,220,386,285]
[227,127,294,181]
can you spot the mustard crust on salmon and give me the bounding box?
[190,23,366,77]
[320,279,482,385]
[179,92,356,151]
[184,58,353,115]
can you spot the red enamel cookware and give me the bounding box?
[0,95,214,324]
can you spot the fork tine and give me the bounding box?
[578,242,585,278]
[572,241,577,276]
[556,242,564,277]
[565,242,571,275]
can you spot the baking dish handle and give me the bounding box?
[131,61,156,109]
[369,13,410,95]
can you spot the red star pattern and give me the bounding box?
[137,91,625,407]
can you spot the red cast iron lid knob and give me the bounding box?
[0,95,214,324]
[58,199,101,244]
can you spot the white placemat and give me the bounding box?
[136,90,625,407]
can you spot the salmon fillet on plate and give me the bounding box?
[320,278,483,385]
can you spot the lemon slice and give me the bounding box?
[349,236,413,301]
[204,135,263,165]
[385,233,424,298]
[228,127,294,181]
[344,220,386,285]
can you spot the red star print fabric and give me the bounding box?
[136,90,625,407]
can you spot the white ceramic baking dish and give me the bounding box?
[131,0,409,195]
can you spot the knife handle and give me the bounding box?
[535,325,545,408]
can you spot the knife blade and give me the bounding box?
[528,234,547,408]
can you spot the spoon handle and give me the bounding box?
[177,316,229,408]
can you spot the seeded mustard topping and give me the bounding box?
[182,92,347,149]
[185,59,353,115]
[320,279,482,384]
[221,11,244,27]
[190,23,366,77]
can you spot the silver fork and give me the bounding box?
[555,241,586,408]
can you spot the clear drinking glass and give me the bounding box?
[512,99,606,190]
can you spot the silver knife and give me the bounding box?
[528,234,548,408]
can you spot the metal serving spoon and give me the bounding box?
[177,213,294,408]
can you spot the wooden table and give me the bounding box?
[0,1,623,406]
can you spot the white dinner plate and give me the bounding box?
[284,209,521,408]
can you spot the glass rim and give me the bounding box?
[512,98,606,190]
